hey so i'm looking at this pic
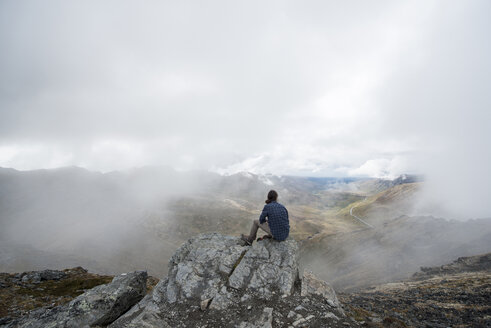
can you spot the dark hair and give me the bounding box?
[265,190,278,204]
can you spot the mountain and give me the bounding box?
[301,215,491,291]
[0,166,489,296]
[0,166,369,275]
[340,252,491,327]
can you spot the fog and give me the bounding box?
[1,1,490,219]
[0,166,216,274]
[301,215,491,291]
[0,1,490,283]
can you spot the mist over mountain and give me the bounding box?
[1,1,490,326]
[1,165,489,294]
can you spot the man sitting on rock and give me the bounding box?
[241,190,290,245]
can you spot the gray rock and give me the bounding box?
[6,305,66,328]
[64,271,147,326]
[301,271,340,307]
[110,233,300,326]
[236,307,273,328]
[38,270,66,281]
[369,316,383,323]
[292,314,315,327]
[326,299,337,308]
[20,270,66,284]
[7,233,349,328]
[291,314,315,327]
[200,298,212,311]
[150,278,169,305]
[165,233,248,304]
[209,286,237,310]
[153,234,297,309]
[228,238,299,299]
[10,271,147,328]
[109,280,169,328]
[240,294,251,302]
[324,312,339,320]
[292,317,307,327]
[108,295,170,328]
[10,238,353,327]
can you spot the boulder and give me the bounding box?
[301,271,340,307]
[228,238,299,298]
[64,271,148,326]
[165,233,249,304]
[110,233,299,327]
[109,281,169,328]
[8,271,147,328]
[20,269,66,284]
[5,233,352,328]
[163,233,299,306]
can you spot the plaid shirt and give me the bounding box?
[259,201,290,241]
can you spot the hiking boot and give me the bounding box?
[240,234,253,246]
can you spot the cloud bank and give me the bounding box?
[0,0,490,217]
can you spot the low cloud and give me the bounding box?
[0,1,490,218]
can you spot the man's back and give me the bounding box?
[260,201,289,241]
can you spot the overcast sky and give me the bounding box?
[0,1,490,184]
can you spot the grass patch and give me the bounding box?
[17,276,113,298]
[348,305,373,321]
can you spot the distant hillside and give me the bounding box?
[0,166,379,276]
[301,215,491,291]
[3,165,478,293]
[334,182,422,227]
[340,252,491,327]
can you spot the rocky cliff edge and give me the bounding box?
[4,233,354,328]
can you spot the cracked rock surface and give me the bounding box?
[162,232,300,310]
[4,271,147,328]
[301,271,340,308]
[165,233,248,304]
[4,233,352,328]
[110,233,350,328]
[228,237,299,298]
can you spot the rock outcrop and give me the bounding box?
[165,233,248,304]
[19,269,67,284]
[4,235,489,327]
[228,236,299,298]
[414,252,491,278]
[301,271,340,308]
[110,233,349,327]
[5,271,147,328]
[162,233,299,308]
[4,233,351,328]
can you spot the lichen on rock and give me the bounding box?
[6,271,147,328]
